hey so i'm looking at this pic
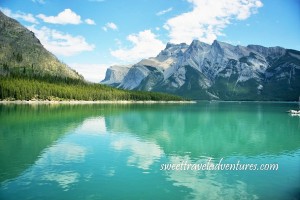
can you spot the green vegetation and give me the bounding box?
[0,77,185,101]
[0,11,83,80]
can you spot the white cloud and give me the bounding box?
[69,63,109,82]
[107,22,117,30]
[37,9,82,25]
[0,7,38,24]
[111,30,165,62]
[102,22,118,31]
[156,7,173,16]
[164,0,263,44]
[32,0,45,4]
[85,18,96,25]
[27,25,95,56]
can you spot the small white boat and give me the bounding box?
[288,110,300,114]
[288,110,300,116]
[288,96,300,116]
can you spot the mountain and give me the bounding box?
[0,11,83,80]
[101,65,131,87]
[101,40,300,101]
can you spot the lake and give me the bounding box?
[0,102,299,200]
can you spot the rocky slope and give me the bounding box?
[101,40,300,100]
[101,65,131,87]
[0,11,83,80]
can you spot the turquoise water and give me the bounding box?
[0,102,299,200]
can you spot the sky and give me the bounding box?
[0,0,299,82]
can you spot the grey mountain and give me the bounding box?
[102,39,300,100]
[101,65,131,87]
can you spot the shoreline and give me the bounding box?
[0,100,297,104]
[0,100,196,104]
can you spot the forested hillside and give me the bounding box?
[0,11,83,80]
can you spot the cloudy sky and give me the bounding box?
[1,0,299,82]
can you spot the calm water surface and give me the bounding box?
[0,102,299,200]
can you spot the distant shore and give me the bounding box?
[0,100,196,104]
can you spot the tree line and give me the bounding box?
[0,77,185,101]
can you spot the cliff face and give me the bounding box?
[101,65,131,87]
[102,40,300,101]
[0,11,83,80]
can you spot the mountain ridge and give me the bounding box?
[101,39,300,100]
[0,11,83,80]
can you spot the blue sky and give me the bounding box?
[1,0,299,82]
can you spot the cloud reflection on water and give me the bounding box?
[111,136,164,170]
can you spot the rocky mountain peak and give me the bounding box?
[188,40,210,50]
[101,38,300,101]
[157,42,189,59]
[247,45,286,58]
